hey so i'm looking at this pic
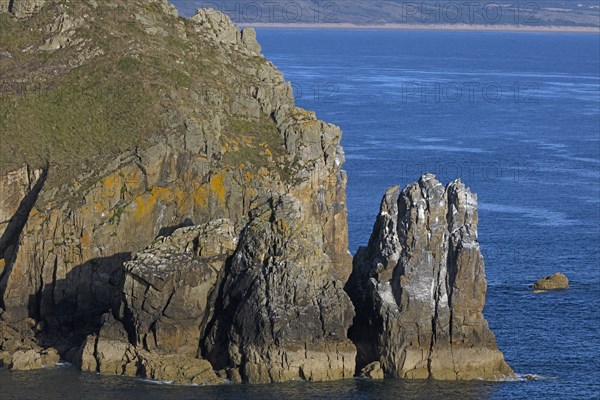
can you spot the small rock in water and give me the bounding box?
[531,273,569,290]
[359,362,384,380]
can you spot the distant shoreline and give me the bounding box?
[240,22,600,33]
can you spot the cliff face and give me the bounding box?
[0,0,352,382]
[347,174,514,381]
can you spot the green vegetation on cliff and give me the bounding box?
[0,0,288,188]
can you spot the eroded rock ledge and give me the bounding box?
[346,174,514,381]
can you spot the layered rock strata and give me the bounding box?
[347,174,514,381]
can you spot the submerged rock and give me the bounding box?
[531,273,569,290]
[347,174,514,381]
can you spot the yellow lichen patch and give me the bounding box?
[172,187,190,215]
[102,173,123,197]
[301,120,320,128]
[134,187,171,221]
[0,258,5,270]
[94,201,106,214]
[81,230,91,248]
[210,172,227,205]
[193,185,209,208]
[123,170,145,194]
[241,134,255,146]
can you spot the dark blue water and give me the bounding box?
[257,30,600,399]
[1,30,599,400]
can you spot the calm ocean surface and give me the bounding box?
[2,30,599,399]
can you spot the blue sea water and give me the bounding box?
[1,30,599,400]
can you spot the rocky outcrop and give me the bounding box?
[359,361,384,380]
[0,2,350,375]
[0,0,513,387]
[347,174,514,381]
[123,220,237,357]
[532,273,569,290]
[73,312,222,385]
[10,347,59,370]
[202,196,356,383]
[71,204,354,385]
[191,8,261,55]
[0,315,59,370]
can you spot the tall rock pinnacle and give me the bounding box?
[347,174,514,381]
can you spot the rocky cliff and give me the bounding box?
[0,0,511,385]
[347,174,514,380]
[0,0,352,382]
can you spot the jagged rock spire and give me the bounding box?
[347,174,514,381]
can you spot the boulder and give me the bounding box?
[532,273,569,290]
[9,347,58,370]
[347,174,514,381]
[137,351,222,385]
[359,361,384,380]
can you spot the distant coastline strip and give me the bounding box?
[240,23,600,33]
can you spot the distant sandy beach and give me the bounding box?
[240,22,600,33]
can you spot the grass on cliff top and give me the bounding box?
[0,57,160,175]
[0,5,166,179]
[0,0,295,189]
[0,1,210,183]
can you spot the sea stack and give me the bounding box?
[347,174,514,381]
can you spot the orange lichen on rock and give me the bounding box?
[210,173,226,205]
[81,230,91,248]
[134,187,170,221]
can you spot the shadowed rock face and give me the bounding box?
[74,199,355,385]
[347,174,514,381]
[122,220,238,357]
